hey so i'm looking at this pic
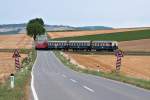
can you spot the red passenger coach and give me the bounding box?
[35,35,48,50]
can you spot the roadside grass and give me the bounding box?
[0,49,36,100]
[51,29,150,41]
[54,51,150,90]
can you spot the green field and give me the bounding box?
[51,29,150,41]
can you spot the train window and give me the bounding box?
[85,43,87,46]
[100,43,103,46]
[102,43,105,46]
[99,43,101,46]
[81,43,83,46]
[104,43,106,46]
[106,43,108,46]
[96,43,98,46]
[95,43,97,46]
[109,43,112,46]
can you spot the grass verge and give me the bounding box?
[54,51,150,90]
[0,49,36,100]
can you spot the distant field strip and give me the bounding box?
[52,29,150,41]
[0,29,20,35]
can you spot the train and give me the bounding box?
[35,35,118,51]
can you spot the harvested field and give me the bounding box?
[65,53,150,80]
[0,34,33,49]
[0,52,27,83]
[119,39,150,52]
[48,28,150,39]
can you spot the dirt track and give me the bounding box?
[0,34,33,49]
[65,53,150,80]
[48,28,149,39]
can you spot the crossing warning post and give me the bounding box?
[12,49,21,70]
[114,49,124,73]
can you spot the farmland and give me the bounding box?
[51,28,150,81]
[119,39,150,52]
[51,29,150,41]
[64,52,150,80]
[0,52,27,83]
[0,34,33,49]
[0,33,33,83]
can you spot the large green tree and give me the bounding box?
[28,18,44,26]
[26,18,45,40]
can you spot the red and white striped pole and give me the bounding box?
[12,49,21,70]
[115,49,124,72]
[15,57,20,70]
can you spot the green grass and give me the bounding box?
[51,29,150,41]
[0,49,36,100]
[54,51,150,90]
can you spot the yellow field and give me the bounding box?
[0,52,27,83]
[0,34,33,49]
[65,52,150,80]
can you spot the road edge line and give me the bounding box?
[31,51,39,100]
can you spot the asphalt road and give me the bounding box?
[31,51,150,100]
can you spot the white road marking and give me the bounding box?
[31,53,39,100]
[62,74,67,78]
[83,85,95,93]
[70,79,78,83]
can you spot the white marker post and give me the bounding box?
[97,65,100,72]
[10,73,15,89]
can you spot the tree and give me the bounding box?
[26,18,45,40]
[29,18,44,26]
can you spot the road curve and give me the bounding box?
[31,51,150,100]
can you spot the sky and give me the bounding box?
[0,0,150,28]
